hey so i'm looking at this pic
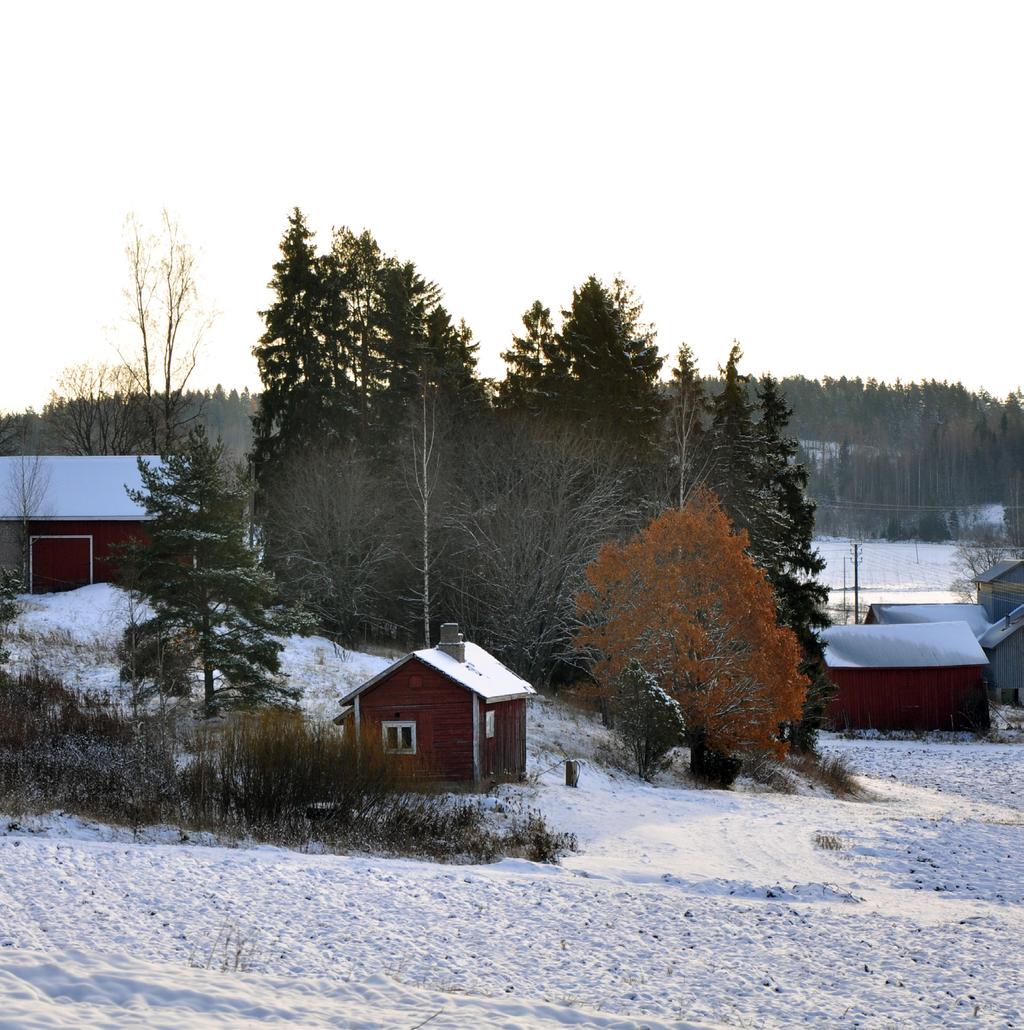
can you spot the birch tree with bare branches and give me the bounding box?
[4,454,52,585]
[121,211,211,454]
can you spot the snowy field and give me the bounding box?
[3,587,1024,1027]
[814,537,961,610]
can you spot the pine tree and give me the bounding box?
[252,208,356,489]
[127,428,301,717]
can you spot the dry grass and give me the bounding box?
[0,673,576,863]
[813,831,845,851]
[790,751,863,798]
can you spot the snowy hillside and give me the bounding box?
[2,586,1024,1027]
[7,584,392,717]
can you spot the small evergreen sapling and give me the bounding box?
[611,660,684,781]
[125,428,304,717]
[0,569,21,667]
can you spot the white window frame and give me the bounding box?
[485,709,495,739]
[382,720,417,755]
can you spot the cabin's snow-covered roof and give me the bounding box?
[979,604,1024,649]
[822,622,989,670]
[976,559,1024,584]
[412,642,535,701]
[868,603,992,639]
[341,641,535,704]
[0,455,158,520]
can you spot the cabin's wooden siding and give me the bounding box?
[479,696,527,779]
[358,657,475,780]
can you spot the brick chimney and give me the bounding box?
[437,622,465,663]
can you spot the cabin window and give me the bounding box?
[382,720,416,754]
[485,709,495,738]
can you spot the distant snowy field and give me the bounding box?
[3,587,1024,1027]
[814,537,961,609]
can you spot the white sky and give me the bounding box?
[2,1,1022,412]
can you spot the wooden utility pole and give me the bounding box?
[853,543,861,624]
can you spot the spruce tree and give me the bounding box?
[755,375,832,750]
[127,428,301,717]
[709,343,760,536]
[551,276,664,448]
[497,301,562,414]
[252,208,355,489]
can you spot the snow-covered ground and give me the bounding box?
[6,583,392,716]
[3,588,1024,1027]
[815,537,961,609]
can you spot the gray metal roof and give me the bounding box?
[976,559,1024,584]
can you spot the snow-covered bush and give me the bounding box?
[609,660,684,780]
[0,569,20,667]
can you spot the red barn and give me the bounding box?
[338,624,535,782]
[823,622,990,732]
[0,455,157,593]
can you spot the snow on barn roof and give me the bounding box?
[867,603,992,639]
[976,559,1024,583]
[979,604,1024,649]
[822,622,989,670]
[341,641,535,704]
[0,455,159,520]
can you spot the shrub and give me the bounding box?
[689,732,742,788]
[0,673,575,864]
[0,672,178,824]
[609,660,684,780]
[179,711,413,837]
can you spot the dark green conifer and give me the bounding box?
[127,429,301,717]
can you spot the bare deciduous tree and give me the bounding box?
[44,362,149,455]
[262,447,397,644]
[4,454,52,585]
[444,422,629,686]
[405,382,442,648]
[121,211,211,454]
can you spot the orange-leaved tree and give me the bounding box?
[576,491,807,782]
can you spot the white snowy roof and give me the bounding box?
[822,622,989,670]
[412,642,535,701]
[342,641,535,704]
[979,605,1024,649]
[868,603,992,639]
[0,455,159,520]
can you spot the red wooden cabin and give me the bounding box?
[338,624,534,782]
[823,622,989,732]
[0,456,157,593]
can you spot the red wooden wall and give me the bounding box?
[478,696,527,779]
[359,658,475,780]
[358,657,529,782]
[825,665,989,732]
[28,520,147,592]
